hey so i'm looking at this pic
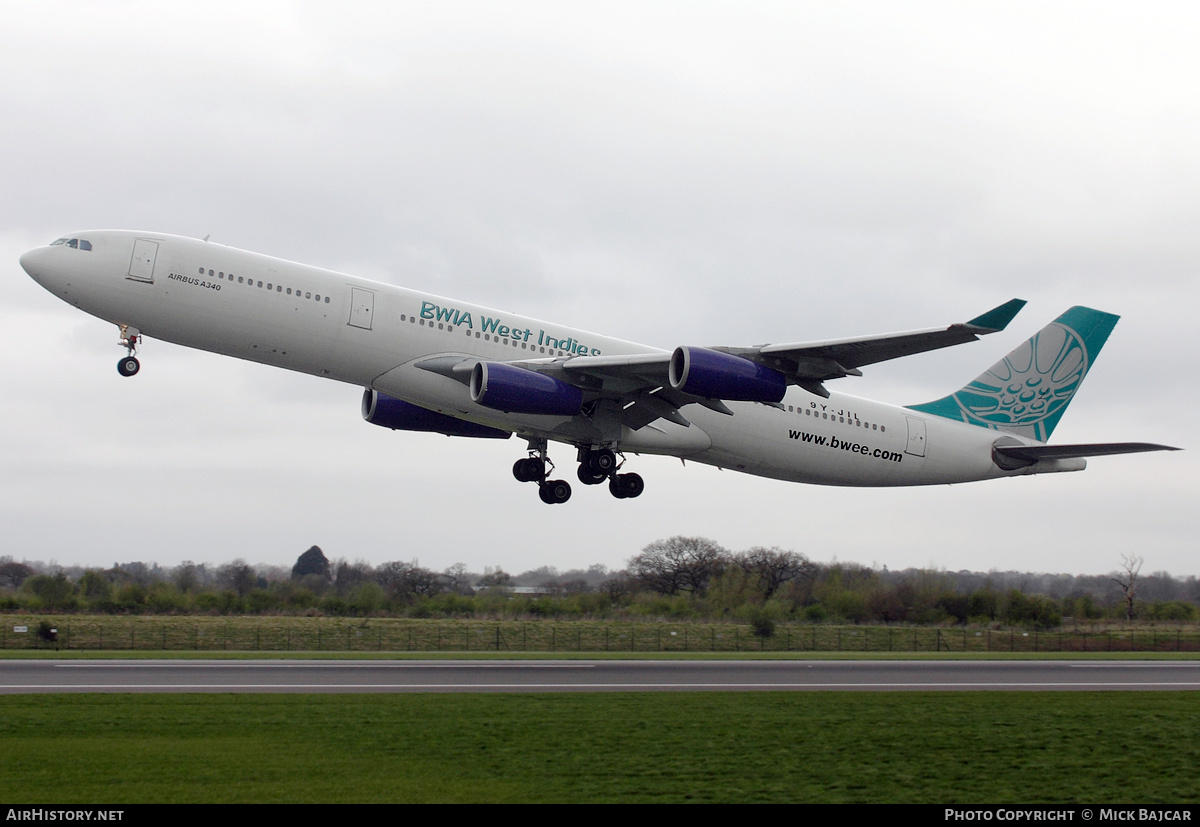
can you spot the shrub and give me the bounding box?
[749,610,776,638]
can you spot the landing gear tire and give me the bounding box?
[609,472,644,499]
[117,356,140,377]
[513,457,546,482]
[577,465,607,485]
[539,479,572,504]
[587,448,617,475]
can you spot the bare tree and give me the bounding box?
[477,567,513,590]
[737,547,816,600]
[173,561,203,593]
[217,559,257,598]
[0,560,36,590]
[1112,554,1143,622]
[441,563,473,595]
[628,536,730,595]
[333,559,374,596]
[377,561,444,600]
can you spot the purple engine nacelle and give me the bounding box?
[362,390,511,439]
[669,347,787,403]
[469,362,583,416]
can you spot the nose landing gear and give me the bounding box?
[117,325,141,377]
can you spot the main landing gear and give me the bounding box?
[576,447,644,499]
[117,325,141,377]
[512,443,572,505]
[513,442,644,505]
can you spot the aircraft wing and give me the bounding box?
[552,298,1028,401]
[713,298,1027,396]
[420,298,1028,430]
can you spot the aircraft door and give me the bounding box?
[905,416,927,457]
[127,239,159,283]
[348,287,374,330]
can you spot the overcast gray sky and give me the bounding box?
[2,2,1195,577]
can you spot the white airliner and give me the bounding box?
[20,230,1176,504]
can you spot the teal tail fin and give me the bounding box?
[906,306,1119,441]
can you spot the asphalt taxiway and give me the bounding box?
[2,658,1199,693]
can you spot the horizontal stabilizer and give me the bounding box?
[995,442,1180,462]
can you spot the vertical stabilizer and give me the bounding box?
[907,306,1119,441]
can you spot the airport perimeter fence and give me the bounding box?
[4,616,1200,654]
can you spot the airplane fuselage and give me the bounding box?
[20,230,1082,494]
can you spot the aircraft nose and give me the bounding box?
[20,247,48,282]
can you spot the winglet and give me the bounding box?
[965,298,1027,332]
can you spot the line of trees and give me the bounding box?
[1,541,1197,628]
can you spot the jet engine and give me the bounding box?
[362,390,511,439]
[669,347,787,403]
[469,362,583,416]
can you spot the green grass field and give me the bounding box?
[2,692,1198,803]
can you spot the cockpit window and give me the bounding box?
[79,239,92,251]
[51,238,67,246]
[51,237,92,251]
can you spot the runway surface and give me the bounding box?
[2,659,1200,693]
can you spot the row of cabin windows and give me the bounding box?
[200,267,330,303]
[786,404,885,432]
[398,314,569,357]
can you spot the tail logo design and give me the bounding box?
[953,321,1087,432]
[908,306,1118,442]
